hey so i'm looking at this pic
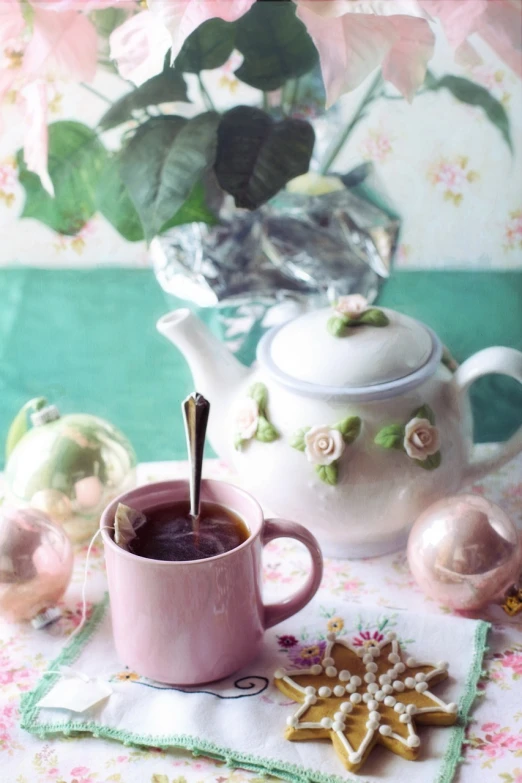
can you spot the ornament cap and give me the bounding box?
[31,405,61,426]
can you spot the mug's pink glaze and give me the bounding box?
[101,479,323,684]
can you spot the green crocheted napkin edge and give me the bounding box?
[19,595,490,783]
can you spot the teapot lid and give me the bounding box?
[257,305,443,401]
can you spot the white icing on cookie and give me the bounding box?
[278,623,458,768]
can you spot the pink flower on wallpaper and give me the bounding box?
[504,210,522,252]
[397,244,412,265]
[53,221,96,256]
[217,51,244,95]
[0,158,17,207]
[468,64,513,106]
[428,156,479,206]
[360,129,393,164]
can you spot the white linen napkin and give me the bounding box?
[21,593,488,783]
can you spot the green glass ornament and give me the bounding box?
[5,399,137,544]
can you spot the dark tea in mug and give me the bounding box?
[130,501,249,562]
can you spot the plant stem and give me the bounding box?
[320,70,384,175]
[198,74,216,112]
[288,77,300,116]
[80,83,112,104]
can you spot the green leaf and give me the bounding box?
[235,1,318,91]
[161,180,219,232]
[327,316,348,337]
[175,17,235,73]
[374,424,405,450]
[358,308,390,327]
[120,112,220,243]
[333,416,361,444]
[151,775,169,783]
[98,69,189,131]
[248,382,268,411]
[215,106,315,210]
[255,415,279,443]
[5,397,46,462]
[411,404,436,425]
[414,451,442,471]
[426,75,512,153]
[17,121,107,235]
[90,7,128,39]
[315,463,338,486]
[234,434,244,451]
[290,426,311,452]
[96,155,144,242]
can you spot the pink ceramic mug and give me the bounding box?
[101,479,323,684]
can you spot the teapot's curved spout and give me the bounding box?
[157,309,250,463]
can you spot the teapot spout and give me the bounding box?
[157,309,250,462]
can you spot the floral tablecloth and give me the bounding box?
[1,452,522,783]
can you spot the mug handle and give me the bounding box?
[261,518,323,629]
[454,346,522,484]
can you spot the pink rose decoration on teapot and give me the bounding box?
[304,426,345,466]
[292,417,362,485]
[375,405,442,471]
[403,417,441,461]
[334,294,369,319]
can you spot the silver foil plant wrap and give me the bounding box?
[151,164,400,363]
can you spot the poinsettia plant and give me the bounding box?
[4,0,520,244]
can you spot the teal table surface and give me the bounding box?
[0,268,521,470]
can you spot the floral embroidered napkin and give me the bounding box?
[21,594,488,783]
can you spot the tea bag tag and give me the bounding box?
[37,670,112,713]
[114,503,146,549]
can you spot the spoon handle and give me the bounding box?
[182,392,210,520]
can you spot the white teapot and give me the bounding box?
[158,299,522,558]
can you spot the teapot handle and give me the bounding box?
[454,347,522,484]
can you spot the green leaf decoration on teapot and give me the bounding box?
[374,404,442,470]
[290,416,362,485]
[327,295,389,338]
[234,382,279,450]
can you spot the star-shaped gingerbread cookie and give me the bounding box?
[274,627,458,774]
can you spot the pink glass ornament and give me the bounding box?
[407,494,522,611]
[0,506,73,623]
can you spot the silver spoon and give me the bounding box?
[182,392,211,529]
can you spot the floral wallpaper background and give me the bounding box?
[0,25,521,270]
